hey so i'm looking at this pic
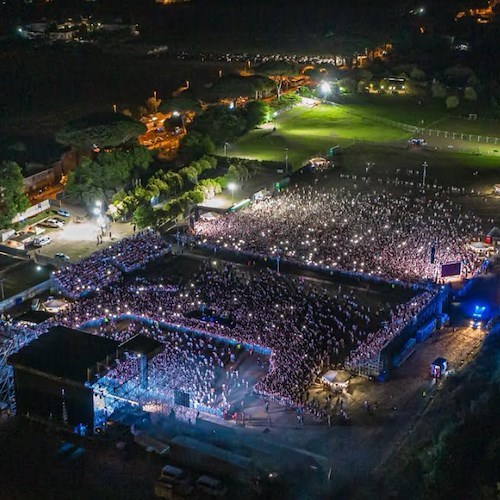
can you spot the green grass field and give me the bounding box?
[433,117,500,138]
[225,104,408,169]
[335,94,500,137]
[335,94,447,127]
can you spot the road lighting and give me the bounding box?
[422,161,428,191]
[224,142,229,156]
[320,81,331,101]
[228,182,237,202]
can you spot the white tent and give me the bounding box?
[42,298,69,313]
[321,370,351,389]
[469,241,493,253]
[199,212,219,221]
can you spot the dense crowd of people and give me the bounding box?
[195,186,484,283]
[91,321,250,413]
[49,262,434,408]
[52,231,169,298]
[102,232,169,273]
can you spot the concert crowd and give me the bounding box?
[51,262,435,408]
[195,186,484,282]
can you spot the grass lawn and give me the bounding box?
[340,144,500,190]
[335,94,448,127]
[335,94,500,136]
[433,117,500,138]
[225,104,408,169]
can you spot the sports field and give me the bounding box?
[225,103,408,169]
[335,94,500,137]
[335,94,447,127]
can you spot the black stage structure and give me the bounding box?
[8,326,120,431]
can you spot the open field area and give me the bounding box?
[225,102,500,172]
[436,116,500,137]
[335,94,449,127]
[335,94,500,135]
[226,104,408,169]
[339,144,500,197]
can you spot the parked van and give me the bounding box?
[196,475,227,496]
[160,464,187,484]
[33,235,51,247]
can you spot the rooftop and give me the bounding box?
[8,326,120,384]
[120,334,164,359]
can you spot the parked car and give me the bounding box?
[33,235,52,247]
[54,209,71,217]
[55,253,70,262]
[43,218,64,229]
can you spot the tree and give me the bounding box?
[132,204,156,229]
[431,81,447,99]
[0,161,30,228]
[163,171,184,193]
[64,147,152,205]
[208,75,260,100]
[179,166,199,185]
[56,112,146,149]
[446,95,460,109]
[338,78,357,93]
[464,87,477,101]
[271,93,301,112]
[245,100,270,129]
[303,67,324,81]
[179,131,216,160]
[159,96,201,114]
[189,105,247,146]
[256,61,299,99]
[410,67,426,81]
[146,96,162,114]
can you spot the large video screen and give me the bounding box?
[441,262,461,277]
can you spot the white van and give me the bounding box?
[33,235,52,247]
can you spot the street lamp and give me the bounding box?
[224,142,229,156]
[422,161,428,191]
[228,182,237,202]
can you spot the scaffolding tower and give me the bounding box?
[0,323,41,416]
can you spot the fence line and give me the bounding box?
[330,100,500,145]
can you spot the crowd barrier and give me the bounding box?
[79,314,272,356]
[416,318,437,343]
[392,337,417,368]
[196,242,429,291]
